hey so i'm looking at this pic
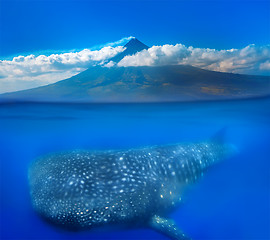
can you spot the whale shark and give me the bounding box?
[28,133,235,240]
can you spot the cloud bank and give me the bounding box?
[0,45,125,93]
[118,44,270,75]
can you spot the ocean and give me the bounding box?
[0,97,269,240]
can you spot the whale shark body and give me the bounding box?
[29,136,234,240]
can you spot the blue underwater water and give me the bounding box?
[0,97,269,240]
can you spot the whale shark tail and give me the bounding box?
[211,127,228,144]
[210,127,238,161]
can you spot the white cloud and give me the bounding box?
[118,43,270,75]
[260,60,270,70]
[99,36,135,48]
[0,45,124,93]
[103,61,116,68]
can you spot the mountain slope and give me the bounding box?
[1,64,269,102]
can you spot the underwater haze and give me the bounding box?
[0,97,269,240]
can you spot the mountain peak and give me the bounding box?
[124,38,149,50]
[109,38,149,63]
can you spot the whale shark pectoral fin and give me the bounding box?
[149,215,191,240]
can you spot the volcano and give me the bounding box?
[0,38,269,103]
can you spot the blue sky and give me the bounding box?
[0,0,269,93]
[1,0,269,57]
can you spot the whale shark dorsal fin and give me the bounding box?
[149,215,191,240]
